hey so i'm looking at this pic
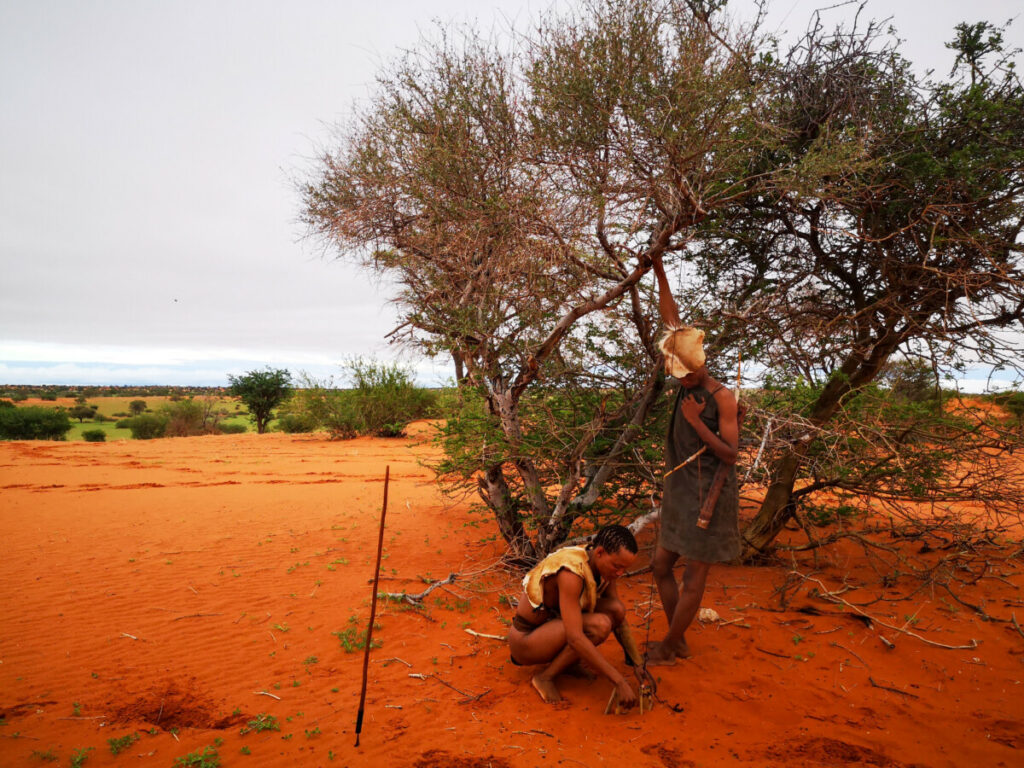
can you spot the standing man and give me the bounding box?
[508,525,640,707]
[646,254,741,665]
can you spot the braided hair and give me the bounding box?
[588,524,638,555]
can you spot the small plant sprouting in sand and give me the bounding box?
[791,634,803,645]
[433,596,471,613]
[303,656,318,666]
[240,746,250,755]
[240,713,279,735]
[305,726,321,739]
[29,749,58,762]
[333,616,382,653]
[272,623,289,633]
[173,745,220,767]
[108,732,139,755]
[69,747,93,768]
[71,702,81,716]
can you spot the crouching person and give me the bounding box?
[508,525,640,708]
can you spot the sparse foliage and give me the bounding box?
[304,0,778,559]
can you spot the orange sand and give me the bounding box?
[1,428,1022,767]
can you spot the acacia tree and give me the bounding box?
[303,0,782,560]
[228,368,292,434]
[688,18,1024,556]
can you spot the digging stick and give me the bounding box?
[355,465,390,747]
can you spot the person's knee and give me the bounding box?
[603,599,626,628]
[652,551,676,580]
[681,564,710,596]
[584,613,613,643]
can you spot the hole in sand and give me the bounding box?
[108,682,248,732]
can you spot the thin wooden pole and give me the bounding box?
[355,465,389,747]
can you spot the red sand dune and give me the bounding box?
[1,428,1022,767]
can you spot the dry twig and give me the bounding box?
[793,571,978,650]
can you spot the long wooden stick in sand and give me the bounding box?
[355,465,390,747]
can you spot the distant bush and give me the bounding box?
[0,399,14,409]
[275,411,319,434]
[348,359,436,437]
[159,397,224,437]
[82,429,107,442]
[39,392,57,401]
[125,413,168,440]
[218,422,248,434]
[10,392,28,402]
[115,419,132,429]
[92,413,109,423]
[283,384,360,439]
[128,399,147,416]
[0,406,72,440]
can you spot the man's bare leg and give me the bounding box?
[647,546,682,665]
[647,560,711,666]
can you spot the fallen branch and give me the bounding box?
[868,677,919,699]
[254,691,281,700]
[408,672,489,702]
[464,628,506,641]
[830,641,868,668]
[1012,612,1024,642]
[382,573,457,605]
[792,571,978,650]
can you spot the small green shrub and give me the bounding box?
[0,399,14,409]
[173,746,220,767]
[125,413,167,439]
[108,733,139,755]
[0,406,72,440]
[82,429,107,443]
[333,617,382,653]
[347,359,435,437]
[115,419,132,429]
[218,422,248,434]
[240,713,279,734]
[161,398,222,437]
[275,411,318,433]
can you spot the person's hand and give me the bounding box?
[680,393,705,424]
[616,678,637,710]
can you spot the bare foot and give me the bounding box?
[531,675,563,703]
[645,641,678,666]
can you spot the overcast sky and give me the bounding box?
[1,0,1020,389]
